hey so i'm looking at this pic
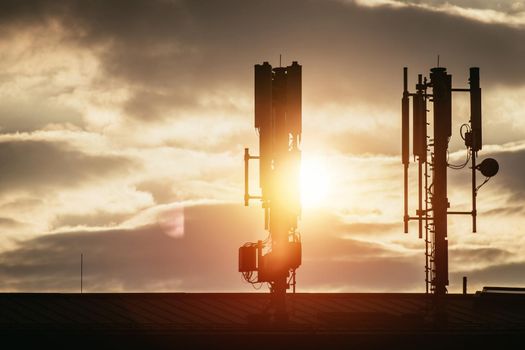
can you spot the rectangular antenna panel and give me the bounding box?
[255,63,272,129]
[412,93,425,158]
[286,62,302,136]
[255,63,273,190]
[469,67,482,151]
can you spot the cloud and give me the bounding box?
[0,204,260,291]
[0,0,516,161]
[353,0,525,27]
[0,203,423,292]
[450,261,525,291]
[484,144,525,202]
[341,222,400,235]
[450,247,512,267]
[51,211,135,230]
[0,217,24,228]
[2,0,525,124]
[2,202,521,293]
[0,139,135,195]
[444,141,525,217]
[134,178,180,205]
[0,99,84,133]
[0,0,522,293]
[484,205,525,216]
[300,256,422,291]
[0,0,523,163]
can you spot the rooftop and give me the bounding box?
[3,292,525,348]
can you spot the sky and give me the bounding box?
[0,0,524,293]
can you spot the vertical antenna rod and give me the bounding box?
[80,253,83,294]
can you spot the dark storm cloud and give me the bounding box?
[0,203,421,292]
[0,139,135,194]
[2,0,524,122]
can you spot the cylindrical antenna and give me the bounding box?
[402,67,409,164]
[469,67,482,151]
[469,67,481,232]
[414,73,425,239]
[403,67,408,92]
[402,67,409,233]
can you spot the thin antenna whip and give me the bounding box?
[81,253,83,294]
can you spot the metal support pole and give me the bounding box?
[243,61,302,322]
[430,67,451,297]
[244,148,249,206]
[472,150,477,233]
[418,160,423,239]
[425,158,430,294]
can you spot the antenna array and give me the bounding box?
[240,61,302,321]
[402,66,499,296]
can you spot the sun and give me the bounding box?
[300,156,331,208]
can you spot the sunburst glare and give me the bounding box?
[300,156,331,208]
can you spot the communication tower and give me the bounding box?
[402,66,499,298]
[240,61,302,321]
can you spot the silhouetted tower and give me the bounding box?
[402,66,498,298]
[240,61,302,321]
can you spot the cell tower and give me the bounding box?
[239,61,302,321]
[402,66,499,297]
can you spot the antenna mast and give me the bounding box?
[401,66,498,305]
[240,60,302,321]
